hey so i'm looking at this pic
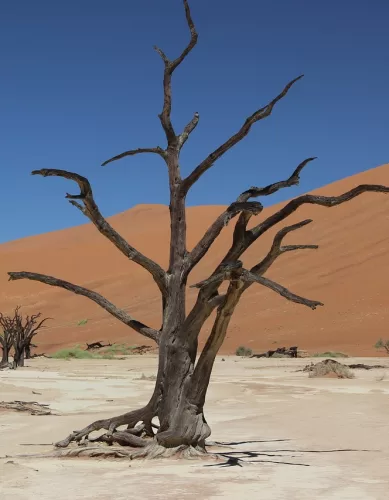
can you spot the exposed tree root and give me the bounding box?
[54,404,156,448]
[130,440,211,460]
[11,445,135,460]
[8,441,220,462]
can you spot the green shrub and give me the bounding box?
[101,343,136,355]
[235,346,253,357]
[50,346,101,360]
[375,339,389,354]
[77,319,88,326]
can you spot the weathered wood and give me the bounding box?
[251,346,299,358]
[85,341,112,351]
[8,274,160,344]
[0,307,50,368]
[7,0,389,456]
[0,401,53,416]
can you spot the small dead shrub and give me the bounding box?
[304,359,355,379]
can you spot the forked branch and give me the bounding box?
[237,157,316,202]
[182,75,304,192]
[155,0,198,144]
[8,272,160,343]
[31,169,167,297]
[251,219,318,276]
[251,184,389,241]
[184,202,263,276]
[242,271,323,310]
[185,157,315,275]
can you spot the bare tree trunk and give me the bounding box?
[154,328,211,450]
[1,346,9,367]
[13,347,25,368]
[24,343,32,359]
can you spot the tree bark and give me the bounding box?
[13,347,25,368]
[1,346,9,366]
[24,343,32,359]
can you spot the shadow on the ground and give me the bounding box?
[205,441,377,468]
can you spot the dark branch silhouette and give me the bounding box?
[185,158,316,275]
[154,0,198,144]
[7,272,160,344]
[0,306,50,368]
[181,76,304,193]
[102,147,166,167]
[31,169,167,298]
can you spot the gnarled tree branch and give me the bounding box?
[184,157,316,276]
[181,75,304,193]
[7,272,160,344]
[250,184,389,241]
[241,271,323,310]
[155,0,198,144]
[237,157,316,202]
[251,219,318,276]
[31,169,168,297]
[101,147,166,167]
[183,202,263,277]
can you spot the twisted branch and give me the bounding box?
[182,75,304,192]
[31,169,167,297]
[237,157,316,202]
[8,272,160,343]
[250,184,389,241]
[184,157,315,276]
[251,219,318,276]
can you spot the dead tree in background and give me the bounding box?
[0,314,14,367]
[8,0,389,457]
[0,307,50,368]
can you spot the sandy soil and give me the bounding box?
[1,355,388,499]
[1,164,389,356]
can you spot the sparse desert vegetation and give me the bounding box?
[235,346,253,357]
[313,351,349,358]
[375,338,389,355]
[50,345,114,360]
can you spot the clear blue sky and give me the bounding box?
[1,0,388,243]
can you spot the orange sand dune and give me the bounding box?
[1,164,389,356]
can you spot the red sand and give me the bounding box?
[1,164,389,356]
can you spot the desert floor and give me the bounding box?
[1,355,389,499]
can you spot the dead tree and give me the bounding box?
[7,0,389,457]
[0,314,14,367]
[0,307,50,368]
